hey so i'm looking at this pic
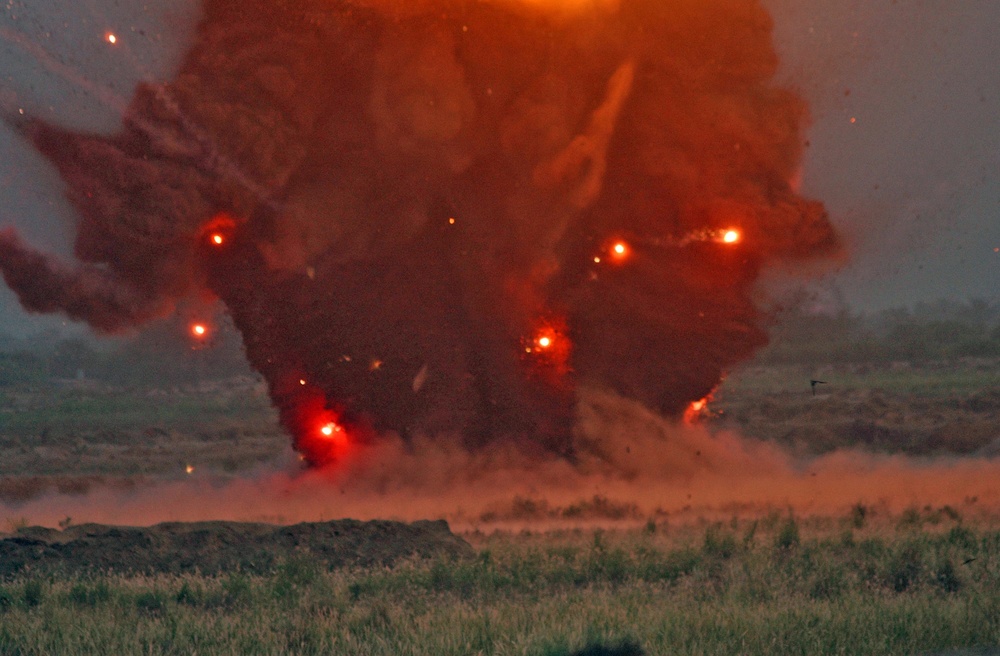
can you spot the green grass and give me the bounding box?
[719,360,1000,397]
[2,519,1000,655]
[0,387,276,434]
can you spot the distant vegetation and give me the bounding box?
[760,297,1000,364]
[0,315,254,388]
[2,297,998,389]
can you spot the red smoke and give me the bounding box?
[0,0,838,465]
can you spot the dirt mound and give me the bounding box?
[0,518,471,578]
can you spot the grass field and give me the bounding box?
[1,354,999,653]
[2,515,1000,655]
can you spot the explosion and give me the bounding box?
[0,0,838,466]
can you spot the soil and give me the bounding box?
[0,518,472,578]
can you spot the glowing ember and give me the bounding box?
[538,336,552,348]
[185,464,194,474]
[613,242,627,256]
[722,229,741,244]
[320,422,342,438]
[105,33,117,45]
[210,233,224,246]
[683,396,711,423]
[191,323,207,337]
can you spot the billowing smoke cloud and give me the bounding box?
[0,0,838,464]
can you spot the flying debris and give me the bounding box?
[0,0,840,466]
[811,379,828,396]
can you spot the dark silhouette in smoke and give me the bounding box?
[0,0,838,465]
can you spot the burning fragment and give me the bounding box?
[0,0,839,466]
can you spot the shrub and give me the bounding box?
[884,542,923,592]
[175,581,204,606]
[135,590,167,615]
[774,517,800,552]
[21,581,43,608]
[933,558,962,594]
[68,580,112,607]
[703,524,737,560]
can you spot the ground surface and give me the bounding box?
[1,358,998,504]
[710,357,1000,457]
[0,518,471,577]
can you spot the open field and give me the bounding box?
[1,357,997,492]
[710,358,1000,457]
[2,516,1000,654]
[1,341,999,653]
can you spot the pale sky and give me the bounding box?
[0,0,997,335]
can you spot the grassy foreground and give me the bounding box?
[1,514,999,655]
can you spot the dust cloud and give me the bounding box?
[5,388,1000,531]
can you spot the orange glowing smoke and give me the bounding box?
[683,396,710,423]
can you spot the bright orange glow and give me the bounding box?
[613,242,627,256]
[320,421,344,439]
[185,464,194,474]
[210,233,225,245]
[191,323,207,337]
[538,336,552,349]
[106,33,117,44]
[722,229,741,244]
[683,395,711,423]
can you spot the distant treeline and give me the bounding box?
[1,298,998,386]
[0,316,254,387]
[761,297,1000,364]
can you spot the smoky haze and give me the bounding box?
[0,0,839,464]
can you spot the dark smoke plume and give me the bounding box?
[0,0,838,465]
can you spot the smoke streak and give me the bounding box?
[0,0,839,462]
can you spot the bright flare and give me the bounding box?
[320,421,342,438]
[191,324,207,337]
[210,233,224,245]
[722,229,740,244]
[106,33,117,44]
[538,336,552,348]
[613,242,627,256]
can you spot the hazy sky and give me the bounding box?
[0,0,997,335]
